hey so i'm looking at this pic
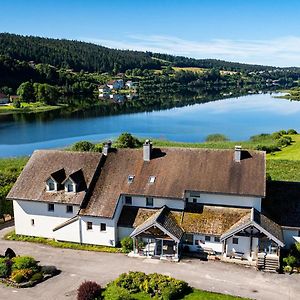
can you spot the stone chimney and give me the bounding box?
[143,139,152,161]
[234,145,242,162]
[102,140,112,156]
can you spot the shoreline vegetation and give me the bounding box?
[1,130,300,218]
[1,33,300,116]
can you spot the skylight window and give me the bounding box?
[128,175,135,183]
[149,176,156,183]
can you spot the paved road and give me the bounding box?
[0,226,299,300]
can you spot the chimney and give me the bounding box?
[143,139,152,161]
[234,145,242,162]
[102,140,112,156]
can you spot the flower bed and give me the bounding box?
[0,252,59,288]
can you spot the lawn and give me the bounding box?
[0,102,62,114]
[173,66,207,73]
[4,230,123,253]
[267,134,300,160]
[182,289,248,300]
[127,290,248,300]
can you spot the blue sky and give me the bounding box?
[1,0,300,66]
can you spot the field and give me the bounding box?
[0,102,62,114]
[172,66,207,73]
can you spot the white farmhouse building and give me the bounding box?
[7,141,299,271]
[107,79,124,90]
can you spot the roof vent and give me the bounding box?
[102,140,112,156]
[234,145,242,162]
[143,139,152,161]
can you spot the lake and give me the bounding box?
[0,92,300,157]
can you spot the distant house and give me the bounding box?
[8,143,297,271]
[109,94,126,103]
[0,93,10,105]
[107,79,124,90]
[10,95,20,102]
[125,81,138,89]
[98,85,111,94]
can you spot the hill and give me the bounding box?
[0,33,295,74]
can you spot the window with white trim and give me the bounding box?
[233,237,239,244]
[146,197,153,207]
[66,205,73,213]
[100,223,106,232]
[205,235,211,242]
[48,203,54,212]
[87,222,93,230]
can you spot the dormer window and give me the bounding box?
[128,175,135,184]
[46,178,57,192]
[64,178,76,193]
[49,181,55,191]
[149,176,156,183]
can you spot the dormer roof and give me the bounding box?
[7,150,103,205]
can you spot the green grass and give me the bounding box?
[267,160,300,181]
[267,135,300,160]
[182,289,249,300]
[0,102,62,115]
[107,289,248,300]
[4,230,123,253]
[0,157,29,171]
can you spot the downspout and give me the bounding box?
[79,216,82,244]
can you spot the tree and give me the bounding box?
[17,81,35,102]
[71,141,95,152]
[115,133,142,148]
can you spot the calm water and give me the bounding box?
[0,93,300,157]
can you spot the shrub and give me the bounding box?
[250,133,271,142]
[287,129,298,135]
[71,141,95,152]
[283,255,297,268]
[11,268,34,283]
[255,144,279,153]
[30,272,43,282]
[103,284,133,300]
[205,133,229,142]
[92,144,102,153]
[41,265,58,276]
[276,137,292,147]
[283,265,293,274]
[110,272,190,299]
[77,280,102,300]
[0,257,11,278]
[12,256,38,272]
[114,133,142,148]
[120,237,133,253]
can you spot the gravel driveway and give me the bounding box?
[0,225,299,300]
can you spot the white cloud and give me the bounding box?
[82,34,300,67]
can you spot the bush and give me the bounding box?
[12,256,38,272]
[92,144,102,153]
[30,272,43,282]
[255,144,279,153]
[114,133,142,148]
[103,284,133,300]
[287,129,298,135]
[283,255,297,268]
[41,265,58,276]
[77,280,102,300]
[115,271,147,293]
[110,272,190,299]
[120,237,133,253]
[71,141,95,152]
[11,268,34,283]
[0,257,11,278]
[205,134,229,142]
[250,133,271,142]
[276,137,292,147]
[283,265,293,274]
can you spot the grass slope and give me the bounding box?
[267,135,300,160]
[0,102,62,115]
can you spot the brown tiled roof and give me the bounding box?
[263,181,300,228]
[80,147,265,218]
[7,150,102,205]
[181,204,250,235]
[130,206,184,241]
[118,205,250,237]
[221,208,284,246]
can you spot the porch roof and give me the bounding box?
[220,208,284,247]
[129,206,184,242]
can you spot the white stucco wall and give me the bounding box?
[80,216,116,246]
[118,226,134,241]
[186,192,262,211]
[123,195,184,210]
[13,200,80,239]
[283,228,300,248]
[184,234,223,253]
[225,236,258,260]
[53,219,81,243]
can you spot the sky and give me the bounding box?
[1,0,300,67]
